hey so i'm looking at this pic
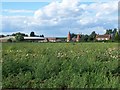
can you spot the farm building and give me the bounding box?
[56,38,65,42]
[67,32,81,42]
[24,37,66,42]
[24,37,45,42]
[96,34,111,41]
[46,37,56,42]
[0,36,15,42]
[67,32,71,42]
[76,34,81,42]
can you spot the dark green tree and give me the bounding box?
[71,33,77,38]
[40,35,44,37]
[80,34,89,42]
[15,34,24,42]
[12,32,28,36]
[114,31,119,41]
[113,28,117,34]
[89,31,96,41]
[80,35,84,42]
[0,35,5,37]
[111,28,117,41]
[105,29,113,34]
[7,38,12,42]
[30,32,35,37]
[84,35,89,42]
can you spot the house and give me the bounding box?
[45,37,57,42]
[96,34,111,41]
[56,37,66,42]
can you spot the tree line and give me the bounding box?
[71,28,120,42]
[1,28,120,42]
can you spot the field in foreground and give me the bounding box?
[2,42,120,88]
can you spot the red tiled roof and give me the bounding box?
[96,34,110,38]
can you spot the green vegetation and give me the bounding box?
[115,32,120,41]
[2,42,119,88]
[15,33,24,42]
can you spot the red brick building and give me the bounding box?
[67,31,71,42]
[67,32,81,42]
[76,34,80,42]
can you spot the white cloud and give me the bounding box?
[2,16,33,33]
[2,0,118,36]
[34,0,83,20]
[34,0,118,27]
[3,9,34,13]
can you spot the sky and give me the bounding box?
[1,0,119,37]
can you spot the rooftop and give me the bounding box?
[96,34,110,38]
[24,37,45,40]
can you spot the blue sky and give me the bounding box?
[1,0,118,37]
[2,2,49,16]
[3,2,49,10]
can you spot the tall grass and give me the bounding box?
[2,42,119,88]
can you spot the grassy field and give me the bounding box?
[2,42,120,88]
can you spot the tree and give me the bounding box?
[12,32,28,37]
[105,29,113,34]
[30,32,35,37]
[115,31,120,41]
[89,31,96,41]
[0,35,5,38]
[12,33,16,36]
[15,34,24,42]
[7,38,12,42]
[80,34,89,42]
[40,35,44,37]
[71,33,77,38]
[113,28,117,34]
[41,35,44,37]
[84,35,89,42]
[111,28,117,41]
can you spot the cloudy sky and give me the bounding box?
[1,0,118,37]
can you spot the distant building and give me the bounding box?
[72,37,76,42]
[46,37,56,42]
[0,36,15,42]
[24,37,66,42]
[76,34,80,42]
[56,37,66,42]
[67,32,81,42]
[24,37,45,42]
[96,34,111,41]
[67,32,71,42]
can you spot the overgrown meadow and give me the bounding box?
[2,42,120,88]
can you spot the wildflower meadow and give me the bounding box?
[2,42,119,88]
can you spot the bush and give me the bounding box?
[15,34,24,42]
[7,39,12,42]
